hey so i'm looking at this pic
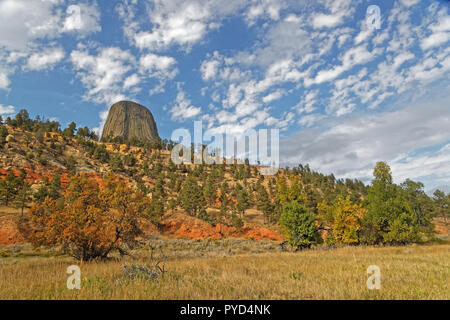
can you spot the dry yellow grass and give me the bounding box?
[0,243,448,300]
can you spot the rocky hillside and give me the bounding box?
[1,109,446,247]
[102,101,159,142]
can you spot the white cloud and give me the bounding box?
[0,70,11,90]
[262,89,285,103]
[313,14,343,29]
[200,52,221,81]
[281,98,450,185]
[0,0,100,51]
[296,90,319,115]
[124,0,245,51]
[0,104,15,115]
[311,45,377,85]
[170,88,201,121]
[139,53,178,80]
[420,11,450,50]
[400,0,420,7]
[391,143,450,186]
[0,0,101,89]
[25,47,65,71]
[312,0,354,29]
[123,74,140,90]
[421,32,450,50]
[0,0,62,51]
[298,113,326,128]
[393,51,415,69]
[70,46,134,105]
[62,2,101,35]
[245,0,285,25]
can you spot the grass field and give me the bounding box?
[0,240,448,300]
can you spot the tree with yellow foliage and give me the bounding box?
[317,196,367,245]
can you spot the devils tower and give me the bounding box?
[101,101,159,142]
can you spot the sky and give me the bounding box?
[0,0,449,190]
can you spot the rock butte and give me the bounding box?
[101,101,159,142]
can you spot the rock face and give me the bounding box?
[101,101,159,142]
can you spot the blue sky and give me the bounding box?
[0,0,449,190]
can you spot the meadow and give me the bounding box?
[0,239,448,300]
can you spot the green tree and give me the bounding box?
[93,144,109,163]
[256,184,273,224]
[433,189,449,226]
[203,176,217,206]
[179,176,205,217]
[236,187,251,217]
[0,171,19,206]
[400,179,434,235]
[363,162,420,244]
[0,125,8,148]
[14,180,32,216]
[279,201,319,250]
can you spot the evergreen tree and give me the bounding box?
[433,189,449,226]
[256,184,273,224]
[14,180,32,216]
[179,176,205,217]
[203,176,217,206]
[0,171,19,206]
[236,186,251,217]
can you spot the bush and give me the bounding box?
[25,173,155,261]
[231,214,244,229]
[93,144,109,163]
[0,249,12,257]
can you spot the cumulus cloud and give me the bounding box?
[0,104,15,116]
[120,0,245,51]
[62,2,101,35]
[0,0,101,90]
[0,0,101,51]
[70,46,134,105]
[200,52,221,81]
[0,0,62,51]
[139,53,178,80]
[24,47,65,71]
[123,74,140,90]
[0,70,11,90]
[170,87,201,121]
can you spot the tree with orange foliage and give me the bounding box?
[25,173,153,261]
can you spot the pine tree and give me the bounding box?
[256,184,273,224]
[0,171,19,206]
[203,176,217,206]
[179,176,205,217]
[14,181,32,216]
[236,187,251,217]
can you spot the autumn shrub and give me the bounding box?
[24,173,156,261]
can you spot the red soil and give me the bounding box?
[0,216,24,245]
[160,213,282,241]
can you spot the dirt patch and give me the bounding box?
[160,213,282,241]
[0,216,24,245]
